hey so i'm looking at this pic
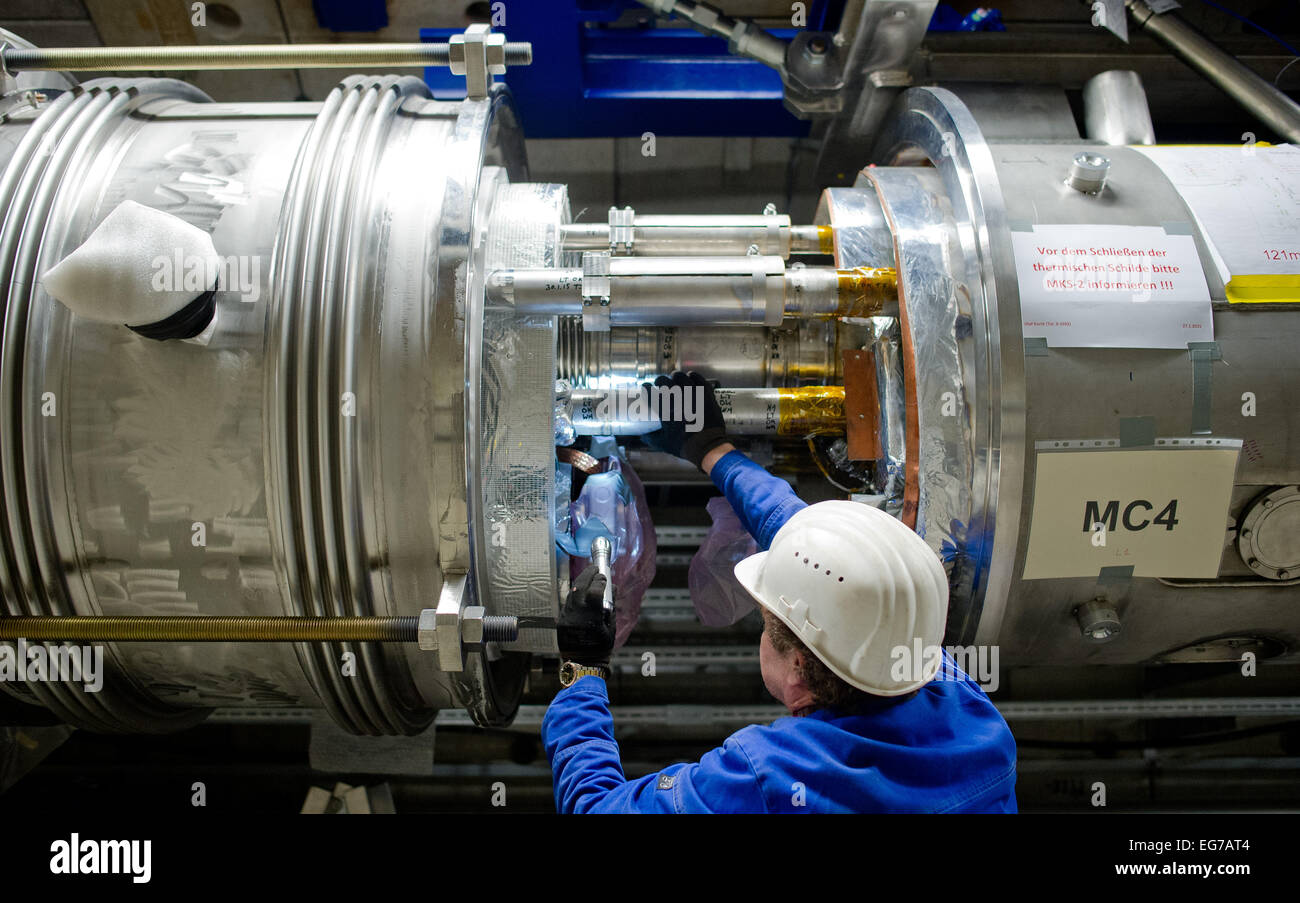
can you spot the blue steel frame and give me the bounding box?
[417,3,999,136]
[420,0,836,137]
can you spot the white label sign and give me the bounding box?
[1023,445,1239,580]
[1013,224,1212,349]
[1135,144,1300,280]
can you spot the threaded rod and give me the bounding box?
[1,42,533,73]
[0,615,418,643]
[481,616,521,643]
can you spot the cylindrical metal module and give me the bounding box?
[0,76,549,733]
[855,86,1300,667]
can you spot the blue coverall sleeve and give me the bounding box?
[709,449,808,551]
[542,677,768,814]
[540,451,805,813]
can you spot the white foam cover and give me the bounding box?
[41,200,221,327]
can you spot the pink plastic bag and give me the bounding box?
[688,496,760,627]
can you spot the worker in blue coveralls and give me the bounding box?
[542,371,1018,814]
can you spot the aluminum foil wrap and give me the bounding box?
[819,187,906,508]
[859,169,975,573]
[480,181,569,653]
[873,318,907,515]
[816,186,896,270]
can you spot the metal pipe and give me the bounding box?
[487,261,896,326]
[791,224,835,254]
[636,0,788,70]
[490,256,788,325]
[559,223,610,252]
[564,386,845,436]
[559,215,807,257]
[1126,0,1300,143]
[1083,70,1156,145]
[836,0,868,47]
[556,321,844,390]
[496,273,778,324]
[0,42,533,72]
[0,615,418,642]
[788,265,896,318]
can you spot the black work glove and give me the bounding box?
[557,563,615,667]
[640,370,731,471]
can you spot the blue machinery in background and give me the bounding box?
[417,1,1003,137]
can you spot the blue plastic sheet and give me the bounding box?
[559,449,656,648]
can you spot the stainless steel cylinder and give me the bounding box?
[564,386,845,437]
[0,76,550,733]
[488,256,789,326]
[861,86,1300,667]
[557,215,830,257]
[488,260,892,326]
[556,320,846,390]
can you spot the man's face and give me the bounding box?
[759,626,787,703]
[758,611,807,713]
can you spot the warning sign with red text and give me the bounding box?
[1012,224,1213,349]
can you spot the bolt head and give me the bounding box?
[1076,599,1120,642]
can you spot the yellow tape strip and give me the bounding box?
[1146,142,1274,148]
[833,267,897,318]
[777,387,845,437]
[1225,274,1300,304]
[817,225,836,255]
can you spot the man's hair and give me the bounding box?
[761,608,879,713]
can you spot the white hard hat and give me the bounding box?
[734,500,949,696]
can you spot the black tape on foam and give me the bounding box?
[127,285,217,341]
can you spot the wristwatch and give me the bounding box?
[559,661,609,688]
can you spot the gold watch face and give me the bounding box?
[559,662,578,687]
[560,662,601,687]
